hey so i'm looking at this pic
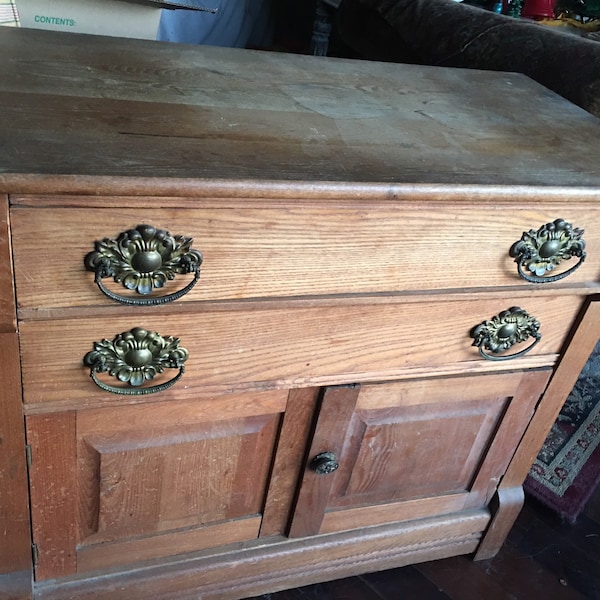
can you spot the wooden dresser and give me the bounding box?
[1,27,600,600]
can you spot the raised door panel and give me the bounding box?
[289,370,551,537]
[78,416,272,542]
[27,389,288,580]
[330,399,501,504]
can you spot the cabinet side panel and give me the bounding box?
[501,299,600,489]
[0,195,16,332]
[466,368,551,508]
[0,333,31,576]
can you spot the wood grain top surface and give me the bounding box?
[1,27,599,193]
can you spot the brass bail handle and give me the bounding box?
[510,219,586,284]
[85,224,203,306]
[84,327,189,396]
[471,307,541,361]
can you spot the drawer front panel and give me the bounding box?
[19,295,582,409]
[10,204,600,309]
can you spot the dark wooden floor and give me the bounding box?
[248,486,600,600]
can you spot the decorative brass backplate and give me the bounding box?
[510,219,586,283]
[84,224,203,305]
[83,327,189,395]
[471,307,541,361]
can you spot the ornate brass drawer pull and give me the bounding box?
[471,307,541,361]
[510,219,585,284]
[83,327,189,395]
[311,452,339,475]
[85,224,203,306]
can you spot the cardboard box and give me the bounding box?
[12,0,217,40]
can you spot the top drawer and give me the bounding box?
[10,202,600,310]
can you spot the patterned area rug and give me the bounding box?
[525,340,600,522]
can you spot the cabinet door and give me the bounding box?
[289,370,551,537]
[27,389,291,580]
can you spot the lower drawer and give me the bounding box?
[19,294,583,410]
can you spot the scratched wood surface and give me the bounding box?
[9,203,600,309]
[18,294,581,411]
[291,371,548,537]
[0,28,599,189]
[248,488,600,600]
[27,389,287,579]
[3,25,600,600]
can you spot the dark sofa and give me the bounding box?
[337,0,600,117]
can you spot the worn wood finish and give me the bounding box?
[260,387,321,537]
[251,489,600,600]
[26,412,78,581]
[472,369,553,559]
[33,510,490,600]
[0,193,31,597]
[9,186,600,205]
[27,390,287,579]
[464,368,551,510]
[10,205,600,308]
[469,297,600,559]
[2,26,600,600]
[474,486,526,561]
[0,334,31,578]
[78,518,263,574]
[0,196,16,331]
[501,297,600,489]
[293,371,549,537]
[288,385,361,537]
[18,295,580,411]
[1,29,599,187]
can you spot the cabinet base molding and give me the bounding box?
[474,486,525,560]
[34,510,489,600]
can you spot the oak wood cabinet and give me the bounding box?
[1,27,600,600]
